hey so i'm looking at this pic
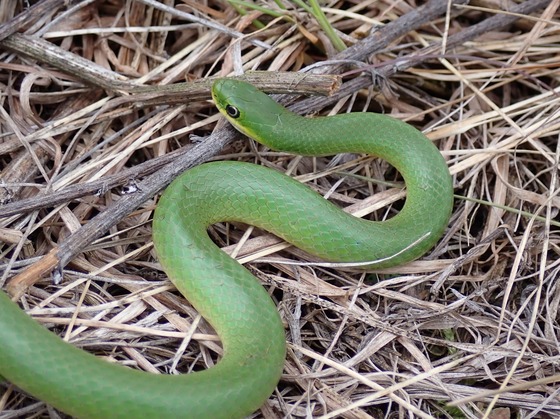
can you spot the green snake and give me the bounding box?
[0,79,453,418]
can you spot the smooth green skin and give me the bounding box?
[0,79,453,418]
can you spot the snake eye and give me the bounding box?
[225,104,240,118]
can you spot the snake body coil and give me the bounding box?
[0,79,453,418]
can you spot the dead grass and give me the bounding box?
[1,1,560,418]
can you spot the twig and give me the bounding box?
[291,0,554,114]
[0,0,80,42]
[1,33,137,92]
[136,0,272,50]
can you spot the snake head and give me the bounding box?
[211,78,289,147]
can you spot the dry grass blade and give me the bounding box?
[1,0,559,418]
